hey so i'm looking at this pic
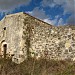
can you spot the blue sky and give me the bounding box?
[0,0,75,26]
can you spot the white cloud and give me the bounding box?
[27,11,32,14]
[43,18,57,25]
[43,15,67,26]
[58,18,64,26]
[27,7,48,19]
[54,0,75,26]
[27,7,58,25]
[27,8,61,25]
[54,0,74,14]
[43,18,53,24]
[43,15,59,25]
[0,0,31,12]
[41,0,75,25]
[42,0,75,13]
[41,0,55,7]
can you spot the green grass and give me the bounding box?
[0,58,75,75]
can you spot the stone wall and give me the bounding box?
[0,12,75,64]
[0,12,26,63]
[22,14,75,61]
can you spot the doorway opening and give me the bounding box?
[3,44,7,58]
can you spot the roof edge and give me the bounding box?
[0,12,54,26]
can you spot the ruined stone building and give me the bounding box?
[0,12,75,64]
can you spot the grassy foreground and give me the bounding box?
[0,58,75,75]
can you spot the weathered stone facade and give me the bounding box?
[0,12,75,63]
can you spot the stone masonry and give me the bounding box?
[0,12,75,64]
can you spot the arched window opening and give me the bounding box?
[3,44,7,58]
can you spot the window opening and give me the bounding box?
[3,44,7,58]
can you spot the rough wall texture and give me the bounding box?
[0,13,26,63]
[24,16,75,61]
[0,12,75,63]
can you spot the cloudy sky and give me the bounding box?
[0,0,75,26]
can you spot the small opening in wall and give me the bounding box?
[3,27,6,30]
[3,44,7,58]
